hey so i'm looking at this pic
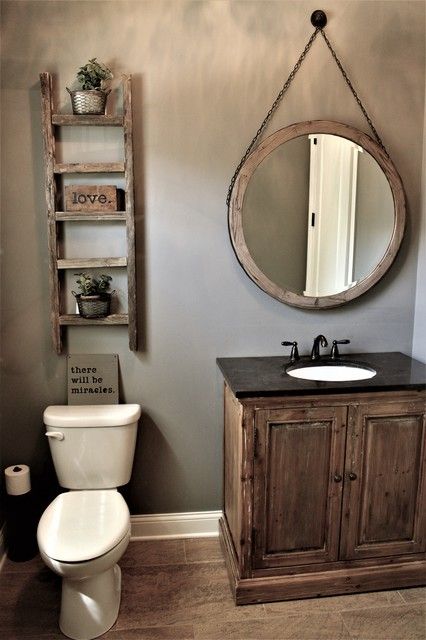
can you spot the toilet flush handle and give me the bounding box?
[45,431,64,441]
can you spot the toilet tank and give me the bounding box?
[43,405,141,489]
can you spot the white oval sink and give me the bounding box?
[287,363,376,382]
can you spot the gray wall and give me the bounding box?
[412,82,426,364]
[1,0,425,521]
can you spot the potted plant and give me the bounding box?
[72,273,114,318]
[67,58,113,115]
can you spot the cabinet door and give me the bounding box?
[252,405,347,569]
[340,399,426,560]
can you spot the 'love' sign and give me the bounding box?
[65,185,118,212]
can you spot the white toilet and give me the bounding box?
[37,404,141,640]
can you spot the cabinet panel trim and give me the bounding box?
[341,400,426,559]
[253,405,347,569]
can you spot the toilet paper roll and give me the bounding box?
[4,465,31,496]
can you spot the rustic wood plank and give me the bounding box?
[240,404,256,579]
[40,72,62,353]
[266,421,331,552]
[341,399,426,560]
[228,120,406,310]
[56,211,126,221]
[252,551,426,578]
[52,114,123,126]
[361,416,422,542]
[223,384,244,565]
[237,389,426,410]
[219,516,241,600]
[253,406,347,568]
[123,74,137,351]
[54,162,125,174]
[234,560,426,605]
[57,257,127,269]
[59,314,128,325]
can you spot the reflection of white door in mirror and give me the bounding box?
[304,134,362,297]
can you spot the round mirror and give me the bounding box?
[229,121,406,309]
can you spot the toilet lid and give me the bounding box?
[37,490,130,562]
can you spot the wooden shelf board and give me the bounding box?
[52,114,123,126]
[56,211,126,221]
[59,313,128,326]
[54,162,125,174]
[57,257,127,269]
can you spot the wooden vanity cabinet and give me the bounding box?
[220,385,426,604]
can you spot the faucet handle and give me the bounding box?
[281,341,300,363]
[330,339,350,360]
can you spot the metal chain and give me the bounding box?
[319,28,388,155]
[226,26,388,207]
[226,28,320,206]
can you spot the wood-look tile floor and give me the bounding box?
[0,538,425,639]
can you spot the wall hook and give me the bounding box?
[311,9,327,29]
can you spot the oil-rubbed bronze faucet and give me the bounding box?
[311,335,328,360]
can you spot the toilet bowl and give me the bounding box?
[38,405,141,640]
[38,490,131,640]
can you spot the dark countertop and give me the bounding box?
[216,352,426,398]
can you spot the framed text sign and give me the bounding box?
[67,354,119,405]
[64,185,118,212]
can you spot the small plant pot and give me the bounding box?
[67,88,110,115]
[72,292,113,318]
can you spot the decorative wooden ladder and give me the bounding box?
[40,72,137,354]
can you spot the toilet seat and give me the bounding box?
[37,490,130,562]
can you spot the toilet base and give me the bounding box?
[59,564,122,640]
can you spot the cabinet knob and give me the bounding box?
[333,474,342,483]
[348,472,357,481]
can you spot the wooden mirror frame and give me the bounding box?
[228,120,406,309]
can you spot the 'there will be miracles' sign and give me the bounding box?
[67,354,119,405]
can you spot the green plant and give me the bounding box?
[74,273,112,296]
[76,58,113,90]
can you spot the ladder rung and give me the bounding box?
[54,162,125,174]
[52,114,123,127]
[55,211,126,221]
[57,257,127,269]
[59,314,128,325]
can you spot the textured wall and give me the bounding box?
[412,83,426,365]
[1,0,425,519]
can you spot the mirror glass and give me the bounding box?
[229,122,405,308]
[242,134,394,297]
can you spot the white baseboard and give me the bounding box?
[0,524,6,572]
[0,512,222,567]
[130,510,222,540]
